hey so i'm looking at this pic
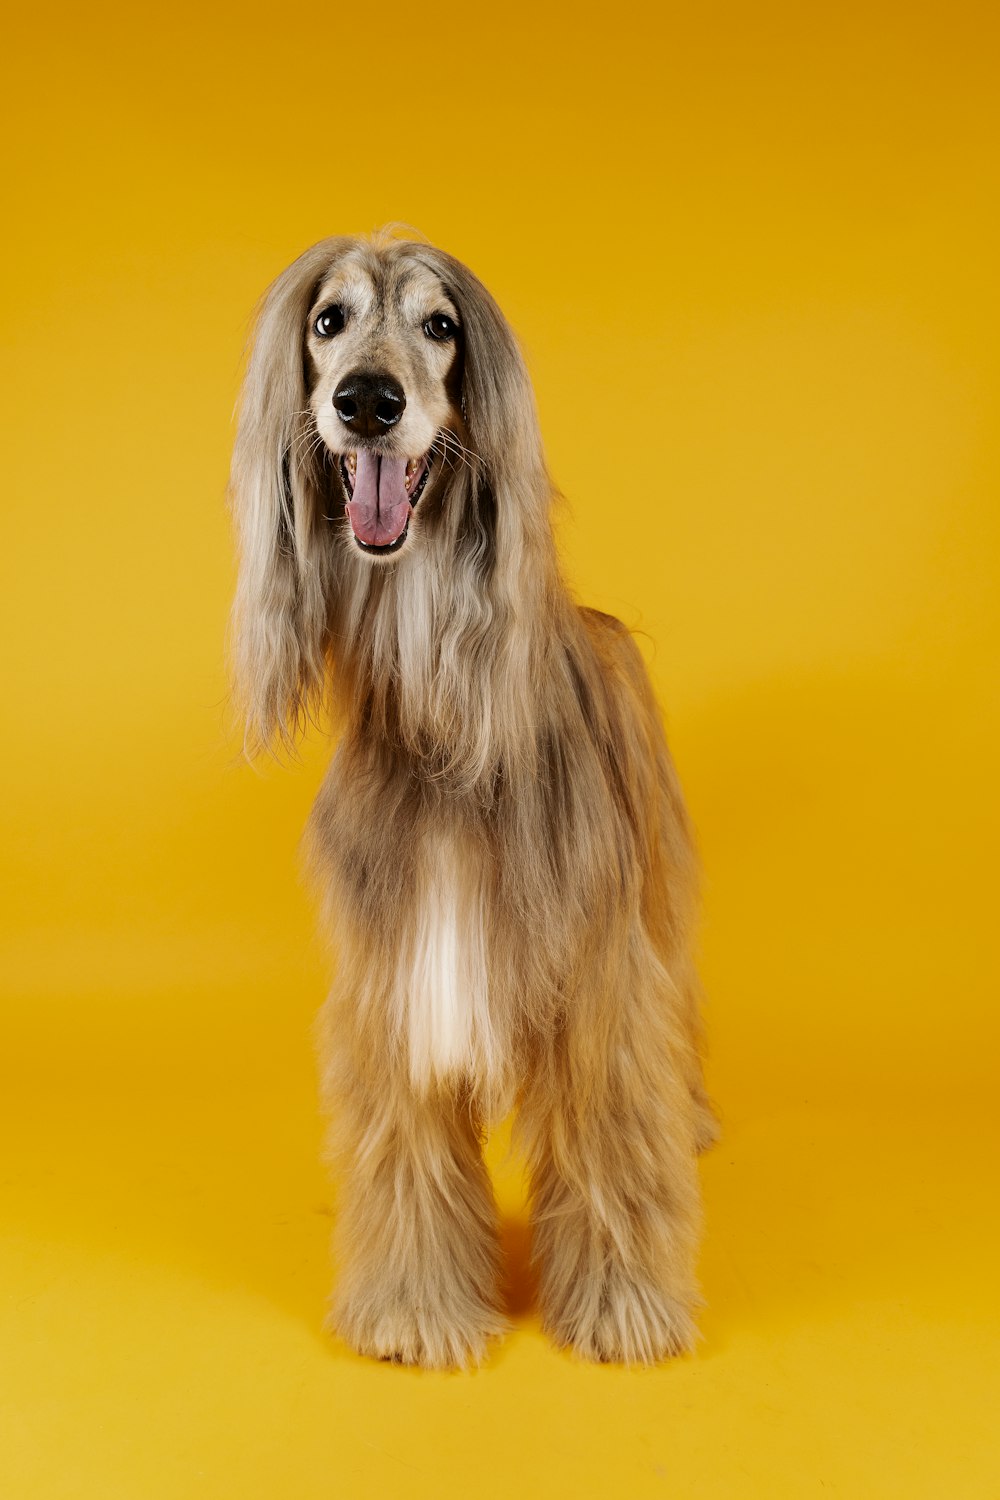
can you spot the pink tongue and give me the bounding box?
[346,451,411,547]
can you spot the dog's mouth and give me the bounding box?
[339,449,431,554]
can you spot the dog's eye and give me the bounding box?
[314,305,346,338]
[424,313,457,342]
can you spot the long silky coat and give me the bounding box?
[230,231,716,1366]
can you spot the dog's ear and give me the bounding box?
[415,249,541,479]
[410,246,552,561]
[229,239,348,755]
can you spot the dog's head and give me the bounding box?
[306,246,463,557]
[230,232,550,752]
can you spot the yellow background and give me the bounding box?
[3,1,998,1495]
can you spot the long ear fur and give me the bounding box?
[229,238,350,754]
[403,246,562,780]
[410,245,553,544]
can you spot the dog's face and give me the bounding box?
[306,251,463,558]
[231,232,548,750]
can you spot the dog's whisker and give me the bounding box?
[438,426,483,470]
[432,431,482,483]
[289,426,330,469]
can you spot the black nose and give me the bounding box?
[332,371,406,437]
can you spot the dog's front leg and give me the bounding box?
[521,953,704,1364]
[326,1059,506,1369]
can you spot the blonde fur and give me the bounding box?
[229,230,717,1368]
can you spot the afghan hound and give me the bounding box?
[229,230,716,1368]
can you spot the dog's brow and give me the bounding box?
[313,268,376,318]
[397,271,459,325]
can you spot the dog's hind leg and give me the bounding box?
[519,935,704,1364]
[325,1063,506,1369]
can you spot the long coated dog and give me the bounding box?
[229,230,716,1367]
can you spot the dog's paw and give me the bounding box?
[329,1281,506,1370]
[545,1268,698,1365]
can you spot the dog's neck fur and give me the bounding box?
[328,464,567,796]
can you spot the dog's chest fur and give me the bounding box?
[395,830,501,1097]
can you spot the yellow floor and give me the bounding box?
[3,1053,997,1498]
